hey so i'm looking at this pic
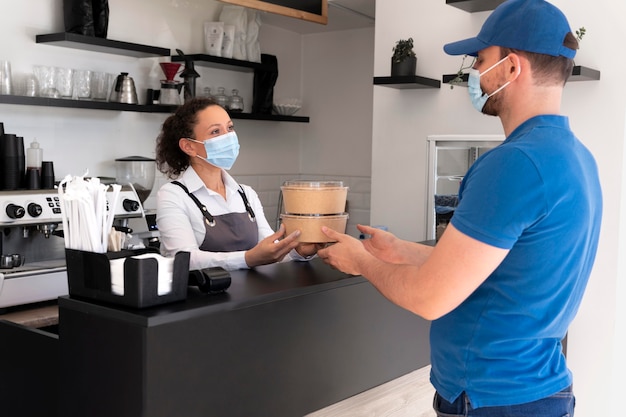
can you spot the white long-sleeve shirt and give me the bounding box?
[157,166,304,270]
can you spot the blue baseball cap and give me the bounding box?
[443,0,576,59]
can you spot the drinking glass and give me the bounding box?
[91,71,113,101]
[72,69,92,99]
[55,67,74,98]
[34,65,60,98]
[0,60,12,95]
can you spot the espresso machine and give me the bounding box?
[0,185,144,310]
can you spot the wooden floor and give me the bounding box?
[307,365,436,417]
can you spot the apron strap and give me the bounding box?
[171,180,216,227]
[237,185,256,222]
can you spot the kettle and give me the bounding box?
[109,72,138,104]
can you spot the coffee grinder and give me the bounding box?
[114,156,160,248]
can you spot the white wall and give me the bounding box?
[371,1,626,416]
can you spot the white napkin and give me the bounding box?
[109,258,126,295]
[109,254,174,296]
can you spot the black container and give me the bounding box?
[0,133,23,190]
[26,168,41,190]
[41,161,55,189]
[16,136,25,188]
[252,54,278,114]
[65,248,190,308]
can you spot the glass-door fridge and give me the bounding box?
[426,135,504,241]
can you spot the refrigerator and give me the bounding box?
[426,134,504,241]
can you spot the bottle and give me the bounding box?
[26,138,43,189]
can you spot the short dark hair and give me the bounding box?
[155,97,220,178]
[501,32,578,86]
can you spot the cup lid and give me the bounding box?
[115,156,156,162]
[282,180,344,188]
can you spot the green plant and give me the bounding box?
[576,26,586,42]
[448,54,476,89]
[392,38,416,64]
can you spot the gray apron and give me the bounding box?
[171,181,258,252]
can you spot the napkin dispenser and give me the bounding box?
[65,248,190,308]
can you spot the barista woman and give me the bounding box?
[155,97,318,271]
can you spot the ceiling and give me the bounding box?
[260,0,375,34]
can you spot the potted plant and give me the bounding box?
[391,38,417,77]
[448,54,475,89]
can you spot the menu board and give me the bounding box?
[218,0,328,24]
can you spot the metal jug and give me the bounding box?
[109,72,138,104]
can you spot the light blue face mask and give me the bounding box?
[186,131,240,170]
[468,55,513,112]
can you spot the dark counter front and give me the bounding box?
[59,258,431,417]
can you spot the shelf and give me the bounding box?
[441,66,600,87]
[570,65,601,81]
[0,95,173,112]
[171,54,272,72]
[442,73,469,87]
[228,112,310,122]
[373,75,441,89]
[35,32,170,58]
[0,95,309,122]
[446,0,506,12]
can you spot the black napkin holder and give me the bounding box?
[65,248,190,308]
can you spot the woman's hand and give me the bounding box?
[244,224,300,268]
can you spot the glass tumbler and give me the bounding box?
[90,71,113,101]
[34,65,60,98]
[55,67,74,98]
[72,69,92,99]
[0,60,13,95]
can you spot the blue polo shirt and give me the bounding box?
[430,115,602,408]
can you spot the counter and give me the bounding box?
[3,258,431,417]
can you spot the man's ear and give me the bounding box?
[506,53,522,80]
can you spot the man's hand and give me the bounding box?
[317,227,370,276]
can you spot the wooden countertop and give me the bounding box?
[0,302,58,328]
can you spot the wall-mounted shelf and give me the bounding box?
[0,94,166,112]
[373,75,441,89]
[171,54,272,72]
[446,0,506,12]
[36,32,170,57]
[30,36,308,122]
[442,73,469,87]
[0,95,309,122]
[441,66,601,87]
[571,65,601,81]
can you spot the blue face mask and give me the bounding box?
[468,55,513,112]
[186,131,240,170]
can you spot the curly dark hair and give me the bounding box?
[155,96,220,178]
